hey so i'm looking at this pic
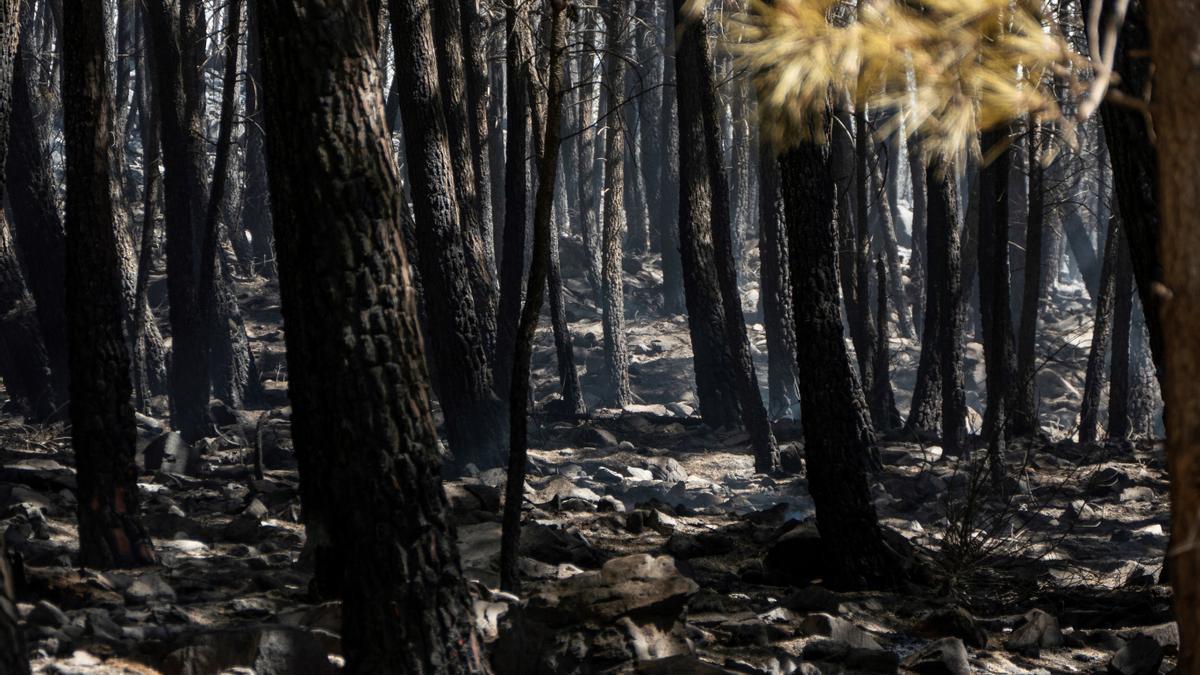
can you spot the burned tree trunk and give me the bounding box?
[659,7,684,315]
[929,156,966,457]
[63,0,155,568]
[256,1,483,669]
[389,0,506,470]
[978,128,1015,445]
[675,0,779,473]
[873,256,901,431]
[778,119,902,589]
[908,137,928,330]
[242,0,273,275]
[1080,214,1121,444]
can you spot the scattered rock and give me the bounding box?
[1004,609,1063,654]
[160,626,337,675]
[1107,634,1163,675]
[799,613,881,650]
[903,637,971,675]
[912,606,988,648]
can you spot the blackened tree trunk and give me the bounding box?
[870,138,914,339]
[873,256,901,431]
[0,221,54,420]
[146,0,213,442]
[63,0,155,568]
[929,156,966,457]
[389,0,506,470]
[906,142,943,437]
[1080,213,1121,444]
[599,0,631,407]
[851,104,878,407]
[675,0,778,472]
[495,1,530,401]
[7,15,67,406]
[256,2,484,670]
[1013,122,1046,437]
[501,0,569,592]
[460,0,494,268]
[978,128,1015,445]
[759,148,799,418]
[1108,230,1134,441]
[778,121,902,590]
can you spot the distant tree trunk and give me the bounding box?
[495,2,530,402]
[1107,230,1134,441]
[1080,213,1120,444]
[256,2,483,669]
[1013,122,1046,437]
[578,10,604,295]
[852,106,878,401]
[659,2,684,314]
[7,16,68,406]
[0,221,54,420]
[873,256,901,430]
[928,155,966,456]
[839,103,874,397]
[599,1,631,407]
[674,0,778,471]
[978,128,1015,446]
[1061,212,1100,300]
[0,536,28,675]
[759,149,799,418]
[242,0,273,275]
[501,1,568,593]
[1148,2,1200,671]
[778,118,902,590]
[906,141,943,437]
[63,0,155,568]
[389,0,506,470]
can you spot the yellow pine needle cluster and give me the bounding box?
[729,0,1082,160]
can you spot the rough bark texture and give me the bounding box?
[63,0,156,569]
[675,0,778,473]
[599,1,631,407]
[778,122,901,590]
[759,148,799,418]
[907,137,928,331]
[1080,214,1120,444]
[242,0,273,274]
[256,1,484,670]
[872,256,901,431]
[929,157,966,456]
[658,6,684,315]
[389,0,506,470]
[1148,4,1200,671]
[906,145,943,437]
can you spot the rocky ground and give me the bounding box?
[2,247,1175,674]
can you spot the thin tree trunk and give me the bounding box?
[978,128,1015,446]
[1013,122,1047,437]
[242,0,273,275]
[928,155,966,456]
[1080,213,1120,444]
[759,148,799,418]
[873,256,901,431]
[599,0,631,407]
[1107,229,1133,441]
[659,3,684,314]
[500,1,568,593]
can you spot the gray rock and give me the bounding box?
[142,432,198,475]
[912,606,988,648]
[494,554,699,673]
[29,600,69,628]
[799,613,882,650]
[124,573,177,606]
[1119,622,1179,656]
[576,427,619,447]
[904,638,971,675]
[1108,634,1163,675]
[1004,609,1063,653]
[594,467,626,486]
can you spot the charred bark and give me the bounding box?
[1012,122,1046,437]
[1080,214,1121,444]
[599,1,631,407]
[1108,230,1134,441]
[759,148,799,418]
[63,0,156,568]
